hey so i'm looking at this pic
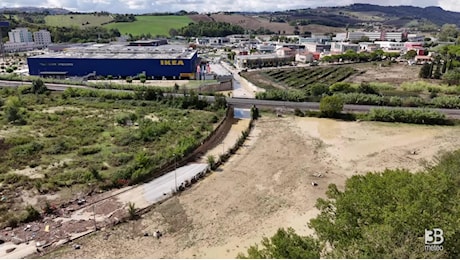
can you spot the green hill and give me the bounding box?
[45,14,114,28]
[103,15,192,37]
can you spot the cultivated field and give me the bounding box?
[242,66,359,90]
[44,14,113,28]
[44,115,460,258]
[345,62,428,86]
[103,15,192,36]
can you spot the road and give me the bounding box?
[0,163,209,259]
[3,80,460,119]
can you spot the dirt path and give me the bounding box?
[43,116,460,259]
[197,119,250,163]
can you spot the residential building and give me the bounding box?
[8,28,33,43]
[331,42,360,53]
[195,37,229,46]
[383,32,404,42]
[359,42,379,52]
[304,42,331,53]
[256,43,276,53]
[375,41,404,51]
[33,29,52,47]
[333,30,405,42]
[276,47,296,57]
[407,34,425,42]
[234,53,294,69]
[363,31,382,41]
[3,42,35,52]
[333,32,365,42]
[404,42,425,55]
[295,51,320,63]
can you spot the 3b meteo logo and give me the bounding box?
[425,228,444,252]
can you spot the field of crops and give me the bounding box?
[103,15,192,36]
[45,14,114,28]
[263,66,359,89]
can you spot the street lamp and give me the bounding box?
[173,154,177,192]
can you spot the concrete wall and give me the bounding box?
[140,106,235,183]
[197,80,233,92]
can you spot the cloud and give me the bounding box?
[0,0,457,13]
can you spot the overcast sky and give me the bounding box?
[1,0,459,14]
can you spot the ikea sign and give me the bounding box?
[160,60,184,66]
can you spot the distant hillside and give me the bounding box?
[0,7,70,15]
[344,4,460,26]
[231,4,460,32]
[188,13,343,35]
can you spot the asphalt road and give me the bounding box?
[3,80,460,119]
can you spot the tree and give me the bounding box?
[241,149,460,259]
[173,83,180,93]
[127,202,138,220]
[207,155,216,170]
[438,24,459,42]
[250,105,259,120]
[237,228,321,259]
[31,78,47,94]
[319,95,344,117]
[442,69,460,85]
[419,63,432,78]
[404,50,417,60]
[309,163,460,258]
[433,64,442,79]
[358,82,379,95]
[4,96,26,125]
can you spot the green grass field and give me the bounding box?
[45,14,114,28]
[103,15,192,36]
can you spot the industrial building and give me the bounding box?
[234,53,294,69]
[27,43,199,79]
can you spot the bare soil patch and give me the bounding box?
[43,116,460,259]
[345,62,442,86]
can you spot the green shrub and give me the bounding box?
[309,83,330,96]
[320,96,344,117]
[367,108,448,125]
[22,205,41,223]
[10,141,44,157]
[430,96,460,109]
[115,112,138,125]
[46,138,75,155]
[77,146,102,156]
[357,82,379,95]
[329,82,355,93]
[294,108,305,117]
[401,96,425,107]
[109,153,134,167]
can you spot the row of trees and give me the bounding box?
[48,26,121,43]
[321,49,400,63]
[419,44,460,84]
[176,21,245,37]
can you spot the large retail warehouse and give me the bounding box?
[27,42,199,79]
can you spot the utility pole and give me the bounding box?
[173,154,177,192]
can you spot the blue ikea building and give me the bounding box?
[27,43,199,79]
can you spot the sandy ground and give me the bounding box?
[197,119,250,163]
[345,62,440,86]
[44,115,460,259]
